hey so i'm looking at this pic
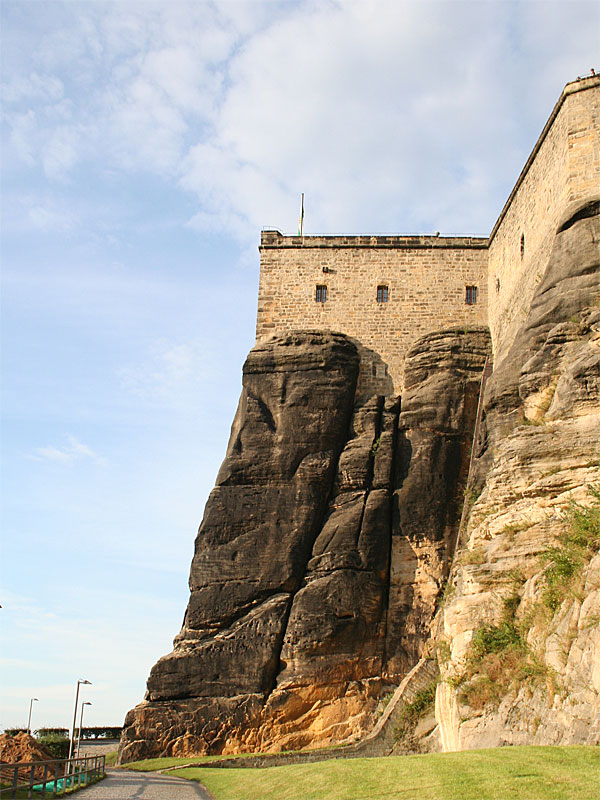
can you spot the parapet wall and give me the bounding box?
[257,234,488,394]
[488,75,600,360]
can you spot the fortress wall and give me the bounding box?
[566,78,600,205]
[488,76,600,360]
[256,77,599,389]
[257,235,488,394]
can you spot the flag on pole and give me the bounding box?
[298,193,304,236]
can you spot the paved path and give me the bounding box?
[78,740,121,758]
[79,769,212,799]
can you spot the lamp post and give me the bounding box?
[68,680,91,762]
[76,702,91,759]
[27,698,38,735]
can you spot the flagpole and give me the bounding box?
[299,193,304,237]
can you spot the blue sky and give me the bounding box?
[1,0,598,730]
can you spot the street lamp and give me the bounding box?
[76,702,92,759]
[68,680,92,762]
[27,698,38,735]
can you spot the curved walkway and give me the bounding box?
[80,768,212,799]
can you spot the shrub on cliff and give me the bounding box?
[469,621,521,659]
[542,486,600,612]
[450,491,600,711]
[451,592,548,710]
[393,681,437,742]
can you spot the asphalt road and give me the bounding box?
[79,768,213,799]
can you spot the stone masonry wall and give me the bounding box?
[255,76,599,393]
[488,76,599,360]
[257,235,488,395]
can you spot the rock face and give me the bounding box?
[119,202,598,763]
[147,331,360,706]
[119,327,490,762]
[436,200,600,750]
[386,330,488,678]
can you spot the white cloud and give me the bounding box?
[27,203,75,232]
[4,1,597,235]
[1,72,64,104]
[29,436,107,465]
[174,0,598,239]
[2,2,244,179]
[42,124,85,179]
[6,109,38,166]
[118,341,211,404]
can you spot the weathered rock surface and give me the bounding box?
[386,329,490,678]
[120,331,359,760]
[119,203,598,763]
[437,200,600,750]
[119,327,490,762]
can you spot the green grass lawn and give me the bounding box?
[144,745,600,800]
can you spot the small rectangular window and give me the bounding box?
[465,285,478,305]
[377,285,389,303]
[371,363,389,379]
[315,285,328,303]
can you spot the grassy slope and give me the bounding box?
[156,746,600,800]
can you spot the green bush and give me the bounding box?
[446,491,600,713]
[469,621,522,661]
[36,727,69,738]
[38,733,70,759]
[81,726,123,739]
[567,486,600,548]
[541,486,600,611]
[453,591,549,710]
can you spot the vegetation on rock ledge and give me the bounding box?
[541,486,600,612]
[450,591,549,711]
[393,681,438,742]
[448,487,600,712]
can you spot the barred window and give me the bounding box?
[377,285,389,303]
[465,285,478,305]
[315,284,328,303]
[372,363,389,379]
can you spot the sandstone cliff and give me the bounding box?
[119,327,490,761]
[436,199,600,749]
[119,198,598,762]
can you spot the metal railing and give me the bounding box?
[0,754,105,798]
